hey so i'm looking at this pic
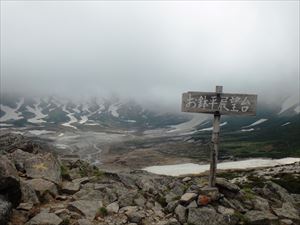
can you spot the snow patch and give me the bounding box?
[281,122,291,127]
[167,115,208,133]
[143,157,300,176]
[79,115,88,124]
[0,98,24,122]
[199,121,228,131]
[241,128,255,132]
[26,100,48,123]
[243,119,267,128]
[62,105,78,129]
[28,130,55,135]
[108,103,121,117]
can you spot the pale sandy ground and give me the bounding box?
[143,157,300,176]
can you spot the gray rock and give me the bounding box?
[187,200,197,208]
[24,153,62,184]
[77,219,93,225]
[8,149,34,172]
[273,202,300,221]
[182,177,192,182]
[0,196,12,225]
[187,207,227,225]
[20,179,40,204]
[127,210,145,223]
[264,181,295,205]
[61,181,81,194]
[24,178,58,200]
[68,200,102,220]
[216,178,240,193]
[17,202,34,211]
[118,190,138,207]
[174,204,186,224]
[0,155,21,207]
[280,219,293,225]
[26,212,62,225]
[252,196,270,211]
[166,200,178,213]
[217,205,234,215]
[180,193,197,205]
[244,210,278,225]
[106,202,119,214]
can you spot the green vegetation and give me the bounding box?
[97,207,108,217]
[60,165,70,180]
[60,218,70,225]
[242,188,255,200]
[271,173,300,194]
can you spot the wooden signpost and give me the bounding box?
[182,86,257,187]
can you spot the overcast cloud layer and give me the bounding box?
[1,1,299,110]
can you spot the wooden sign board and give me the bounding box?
[182,92,257,116]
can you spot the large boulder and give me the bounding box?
[8,149,34,172]
[273,202,300,222]
[0,155,21,207]
[187,207,227,225]
[24,153,62,184]
[216,178,240,193]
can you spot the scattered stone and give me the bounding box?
[217,205,235,216]
[280,219,294,225]
[68,200,102,220]
[61,181,80,194]
[20,180,40,204]
[216,178,240,193]
[24,178,58,200]
[25,212,62,225]
[106,202,119,214]
[126,210,145,223]
[77,218,93,225]
[174,204,186,224]
[252,196,270,211]
[200,186,219,201]
[187,200,198,208]
[180,192,197,204]
[244,210,278,225]
[17,202,34,211]
[182,177,192,182]
[187,207,227,225]
[273,202,300,221]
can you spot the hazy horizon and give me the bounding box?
[1,1,299,111]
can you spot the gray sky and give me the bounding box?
[1,1,299,110]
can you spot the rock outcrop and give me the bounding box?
[1,134,300,225]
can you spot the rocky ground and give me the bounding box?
[1,133,300,225]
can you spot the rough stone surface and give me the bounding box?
[0,196,12,225]
[61,181,81,194]
[106,202,119,214]
[68,200,102,220]
[25,212,62,225]
[244,210,278,225]
[273,202,300,221]
[187,207,227,225]
[180,193,197,204]
[216,178,240,193]
[24,178,58,199]
[24,153,62,184]
[174,204,186,224]
[0,155,21,207]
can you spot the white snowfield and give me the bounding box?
[243,118,268,128]
[26,100,47,123]
[143,158,300,176]
[108,103,121,118]
[0,98,24,122]
[241,128,255,132]
[167,115,209,133]
[62,105,78,129]
[199,121,228,131]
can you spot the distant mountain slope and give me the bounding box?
[0,94,189,130]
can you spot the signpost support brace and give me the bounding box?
[209,86,223,187]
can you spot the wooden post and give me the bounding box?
[209,85,223,187]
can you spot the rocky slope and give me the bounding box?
[1,135,300,225]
